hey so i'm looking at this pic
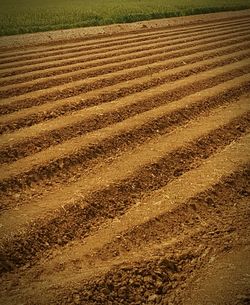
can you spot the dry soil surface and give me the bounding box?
[0,11,249,305]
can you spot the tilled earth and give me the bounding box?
[0,11,249,305]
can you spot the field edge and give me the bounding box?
[0,9,250,50]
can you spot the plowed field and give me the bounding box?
[0,12,250,305]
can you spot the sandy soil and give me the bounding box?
[185,245,250,305]
[0,11,249,305]
[0,9,250,49]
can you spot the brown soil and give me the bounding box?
[0,11,249,305]
[0,9,250,49]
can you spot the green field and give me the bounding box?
[0,0,250,36]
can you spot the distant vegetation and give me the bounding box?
[0,0,249,36]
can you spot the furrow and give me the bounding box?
[4,23,244,72]
[53,194,250,305]
[26,166,250,305]
[1,42,249,133]
[0,55,249,165]
[1,26,249,82]
[68,166,250,266]
[0,99,248,237]
[1,15,250,305]
[2,24,249,86]
[0,46,249,115]
[0,42,248,134]
[0,30,249,97]
[0,76,249,203]
[0,18,248,68]
[1,15,249,60]
[1,17,250,62]
[0,101,249,273]
[0,166,249,305]
[0,21,224,60]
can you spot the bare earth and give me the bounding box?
[0,9,250,50]
[0,10,249,305]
